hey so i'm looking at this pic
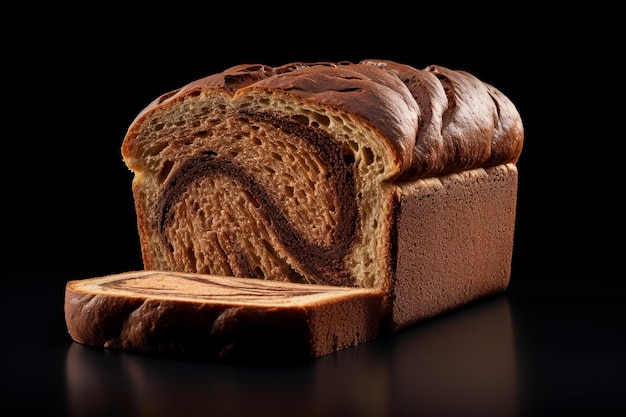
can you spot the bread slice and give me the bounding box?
[65,59,523,359]
[65,270,385,362]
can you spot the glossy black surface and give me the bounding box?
[3,263,624,416]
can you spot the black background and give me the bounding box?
[3,5,624,416]
[6,7,621,286]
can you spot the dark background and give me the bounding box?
[3,5,623,416]
[6,10,622,287]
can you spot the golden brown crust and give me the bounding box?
[122,60,523,180]
[359,60,524,179]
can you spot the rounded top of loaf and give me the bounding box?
[123,60,523,180]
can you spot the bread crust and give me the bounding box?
[122,60,523,180]
[391,164,519,329]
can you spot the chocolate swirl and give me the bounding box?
[156,114,358,286]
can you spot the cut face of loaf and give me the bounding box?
[121,60,523,299]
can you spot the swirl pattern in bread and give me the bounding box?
[121,59,523,296]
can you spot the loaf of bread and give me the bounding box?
[65,59,523,360]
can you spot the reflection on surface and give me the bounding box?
[388,296,519,415]
[66,295,519,416]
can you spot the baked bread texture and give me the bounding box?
[65,59,523,360]
[65,271,385,363]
